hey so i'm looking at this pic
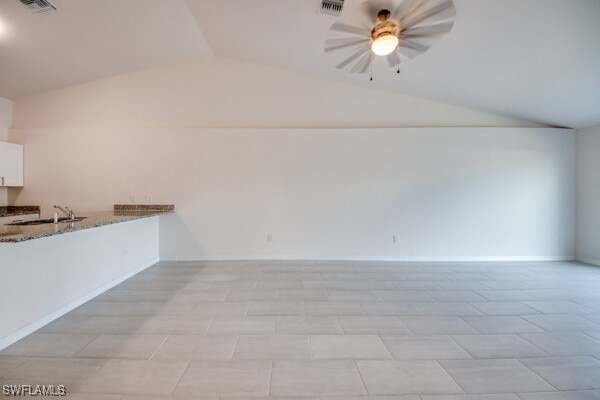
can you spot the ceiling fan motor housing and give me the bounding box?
[371,20,400,40]
[377,9,391,21]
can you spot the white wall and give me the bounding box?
[0,96,13,205]
[8,56,574,260]
[0,97,10,140]
[12,56,536,129]
[576,124,600,265]
[8,126,575,260]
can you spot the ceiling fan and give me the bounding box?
[324,0,456,75]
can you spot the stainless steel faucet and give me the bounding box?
[54,205,75,220]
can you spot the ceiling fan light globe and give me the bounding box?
[371,35,398,56]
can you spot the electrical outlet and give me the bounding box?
[393,235,399,244]
[122,247,128,256]
[130,195,136,204]
[146,195,153,204]
[558,234,565,244]
[267,234,273,242]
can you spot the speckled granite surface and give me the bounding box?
[0,206,40,218]
[0,206,174,243]
[114,204,175,212]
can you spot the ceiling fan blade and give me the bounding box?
[325,38,371,53]
[385,51,400,68]
[326,0,455,73]
[392,0,426,24]
[402,38,430,51]
[410,8,456,31]
[397,47,421,59]
[335,46,371,70]
[397,39,431,59]
[350,52,372,74]
[402,20,455,38]
[330,22,370,38]
[401,0,456,30]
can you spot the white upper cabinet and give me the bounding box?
[0,142,24,187]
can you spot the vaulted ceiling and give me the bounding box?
[0,0,212,99]
[1,0,599,128]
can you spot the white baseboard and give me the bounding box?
[160,255,575,262]
[0,257,159,351]
[577,257,600,267]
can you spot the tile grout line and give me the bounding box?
[0,355,30,379]
[70,333,100,359]
[148,334,170,360]
[169,360,191,396]
[515,358,562,392]
[581,331,600,343]
[203,318,216,335]
[353,359,370,396]
[377,334,395,360]
[516,332,553,357]
[434,359,468,395]
[70,357,110,393]
[268,360,274,397]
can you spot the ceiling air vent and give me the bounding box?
[19,0,57,14]
[320,0,344,17]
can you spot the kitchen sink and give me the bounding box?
[6,217,87,226]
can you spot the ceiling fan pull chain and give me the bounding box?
[370,53,374,81]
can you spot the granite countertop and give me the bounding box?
[0,205,174,243]
[0,206,40,218]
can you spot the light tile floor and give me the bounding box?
[1,260,600,399]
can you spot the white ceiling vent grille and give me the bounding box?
[20,0,57,14]
[320,0,344,17]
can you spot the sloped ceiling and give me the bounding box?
[1,0,599,128]
[186,0,600,129]
[0,0,212,99]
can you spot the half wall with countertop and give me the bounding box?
[0,212,166,349]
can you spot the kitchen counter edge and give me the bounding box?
[0,209,174,243]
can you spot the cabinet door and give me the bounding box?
[0,142,24,187]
